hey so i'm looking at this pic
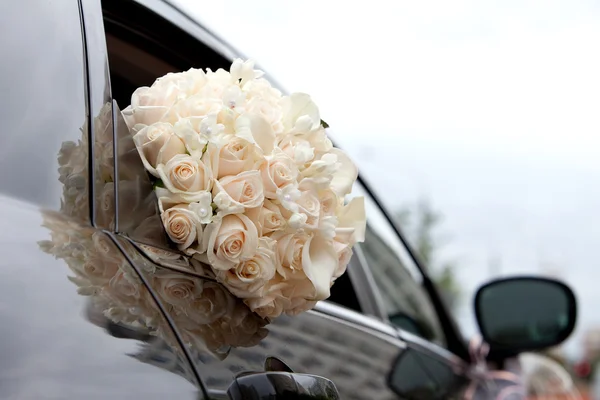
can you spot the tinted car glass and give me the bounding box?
[0,202,201,399]
[0,1,88,221]
[115,237,407,400]
[352,183,446,345]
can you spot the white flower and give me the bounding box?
[156,148,217,200]
[217,136,264,179]
[216,237,276,299]
[276,184,301,213]
[173,119,207,160]
[161,204,203,250]
[188,192,214,225]
[162,94,223,129]
[234,113,276,154]
[133,123,186,177]
[230,58,264,86]
[281,92,321,134]
[260,150,299,198]
[205,213,259,271]
[212,170,264,215]
[246,199,286,236]
[279,137,315,165]
[300,153,339,189]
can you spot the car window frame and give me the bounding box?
[100,0,470,361]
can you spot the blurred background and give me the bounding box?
[176,0,600,395]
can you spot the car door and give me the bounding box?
[0,0,209,398]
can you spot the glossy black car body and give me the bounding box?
[0,1,480,399]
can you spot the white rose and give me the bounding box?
[217,136,264,179]
[272,232,338,301]
[133,123,186,177]
[212,170,264,215]
[216,237,276,298]
[245,199,286,236]
[153,271,203,310]
[319,189,342,218]
[122,86,173,128]
[271,232,309,281]
[332,239,353,282]
[244,278,290,320]
[245,95,284,136]
[161,203,203,250]
[162,94,223,128]
[260,151,299,198]
[205,213,259,271]
[156,152,215,198]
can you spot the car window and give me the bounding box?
[352,183,446,346]
[0,0,88,222]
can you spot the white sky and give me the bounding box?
[175,0,600,358]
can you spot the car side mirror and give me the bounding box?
[474,276,577,360]
[227,357,340,400]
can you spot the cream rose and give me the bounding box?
[272,232,338,301]
[216,237,276,298]
[260,151,299,198]
[217,137,264,179]
[205,213,259,271]
[161,204,203,250]
[244,278,290,320]
[212,170,264,215]
[245,199,286,236]
[163,94,223,127]
[133,123,186,177]
[332,240,354,282]
[271,232,309,281]
[154,271,202,310]
[156,153,214,198]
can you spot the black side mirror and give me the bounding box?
[227,357,340,400]
[474,276,577,360]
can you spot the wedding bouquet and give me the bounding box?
[124,59,366,320]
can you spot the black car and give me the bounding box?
[0,1,577,399]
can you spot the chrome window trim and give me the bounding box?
[79,0,114,229]
[313,301,401,343]
[346,243,388,321]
